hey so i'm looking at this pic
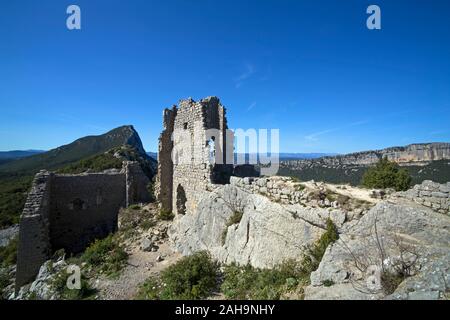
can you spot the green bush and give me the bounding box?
[137,251,219,300]
[135,276,161,300]
[0,269,11,299]
[361,157,412,191]
[0,237,18,268]
[0,175,32,228]
[228,211,243,226]
[128,204,141,210]
[221,260,305,300]
[221,220,339,300]
[158,209,174,221]
[81,234,128,278]
[301,219,339,275]
[57,152,123,174]
[51,268,96,300]
[221,211,244,245]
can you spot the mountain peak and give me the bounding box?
[0,125,150,174]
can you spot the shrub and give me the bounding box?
[137,251,219,300]
[221,260,305,300]
[361,157,412,191]
[81,234,128,278]
[0,269,11,299]
[158,209,174,221]
[301,219,339,275]
[228,211,243,226]
[135,277,161,300]
[221,221,338,300]
[57,152,123,174]
[0,237,18,268]
[128,204,141,210]
[118,206,156,239]
[323,279,335,287]
[147,180,156,202]
[221,211,244,245]
[0,175,32,228]
[51,268,96,300]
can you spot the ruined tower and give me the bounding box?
[156,97,233,215]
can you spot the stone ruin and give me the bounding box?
[15,161,150,290]
[155,97,235,215]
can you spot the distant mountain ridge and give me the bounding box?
[279,142,450,186]
[145,152,336,162]
[0,125,151,174]
[0,150,45,160]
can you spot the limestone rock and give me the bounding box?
[169,184,344,269]
[304,202,450,300]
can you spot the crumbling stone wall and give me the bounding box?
[49,173,125,253]
[230,176,307,205]
[15,171,52,291]
[394,180,450,215]
[155,107,176,213]
[16,161,150,290]
[125,161,151,206]
[156,97,233,215]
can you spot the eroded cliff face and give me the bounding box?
[282,142,450,168]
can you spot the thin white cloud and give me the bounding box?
[304,120,369,142]
[247,101,257,112]
[429,129,448,136]
[234,63,255,88]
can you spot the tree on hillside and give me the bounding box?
[361,157,412,191]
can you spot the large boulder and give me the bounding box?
[305,201,450,300]
[169,184,346,269]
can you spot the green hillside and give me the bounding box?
[0,126,144,175]
[279,160,450,186]
[0,126,155,229]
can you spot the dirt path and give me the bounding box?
[301,181,380,204]
[94,241,181,300]
[92,207,182,300]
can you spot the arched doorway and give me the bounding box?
[176,184,187,215]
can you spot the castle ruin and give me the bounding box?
[15,162,150,290]
[155,97,234,215]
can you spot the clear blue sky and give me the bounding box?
[1,0,449,153]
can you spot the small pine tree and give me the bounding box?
[361,157,412,191]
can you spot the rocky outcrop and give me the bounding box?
[13,255,68,300]
[305,201,450,300]
[169,184,347,269]
[0,225,19,248]
[168,178,450,300]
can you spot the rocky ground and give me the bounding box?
[5,180,450,300]
[170,179,450,300]
[93,216,181,300]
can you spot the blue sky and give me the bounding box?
[0,0,449,153]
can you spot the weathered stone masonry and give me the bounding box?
[15,161,149,290]
[394,180,450,215]
[156,97,234,215]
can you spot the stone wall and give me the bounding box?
[125,161,151,206]
[49,173,125,253]
[394,180,450,215]
[230,176,310,205]
[16,161,150,290]
[156,97,233,216]
[15,171,52,291]
[155,107,176,213]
